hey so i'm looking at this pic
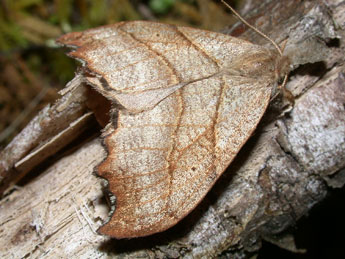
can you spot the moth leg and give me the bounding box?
[282,84,295,105]
[280,39,289,53]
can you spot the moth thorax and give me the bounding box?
[237,51,278,79]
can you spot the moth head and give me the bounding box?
[275,55,291,80]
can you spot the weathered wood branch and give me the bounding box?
[0,0,344,257]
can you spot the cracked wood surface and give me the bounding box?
[0,75,90,195]
[0,0,344,257]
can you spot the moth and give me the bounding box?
[56,8,290,238]
[1,2,290,239]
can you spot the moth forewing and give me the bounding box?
[57,20,290,238]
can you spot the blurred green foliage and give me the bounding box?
[149,0,175,14]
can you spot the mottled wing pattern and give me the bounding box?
[57,21,275,112]
[97,74,272,238]
[58,21,280,238]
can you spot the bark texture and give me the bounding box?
[1,0,344,258]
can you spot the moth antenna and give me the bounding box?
[221,0,292,102]
[221,0,283,56]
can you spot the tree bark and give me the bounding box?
[1,0,344,258]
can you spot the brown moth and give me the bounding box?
[57,11,289,238]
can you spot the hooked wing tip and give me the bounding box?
[56,31,85,48]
